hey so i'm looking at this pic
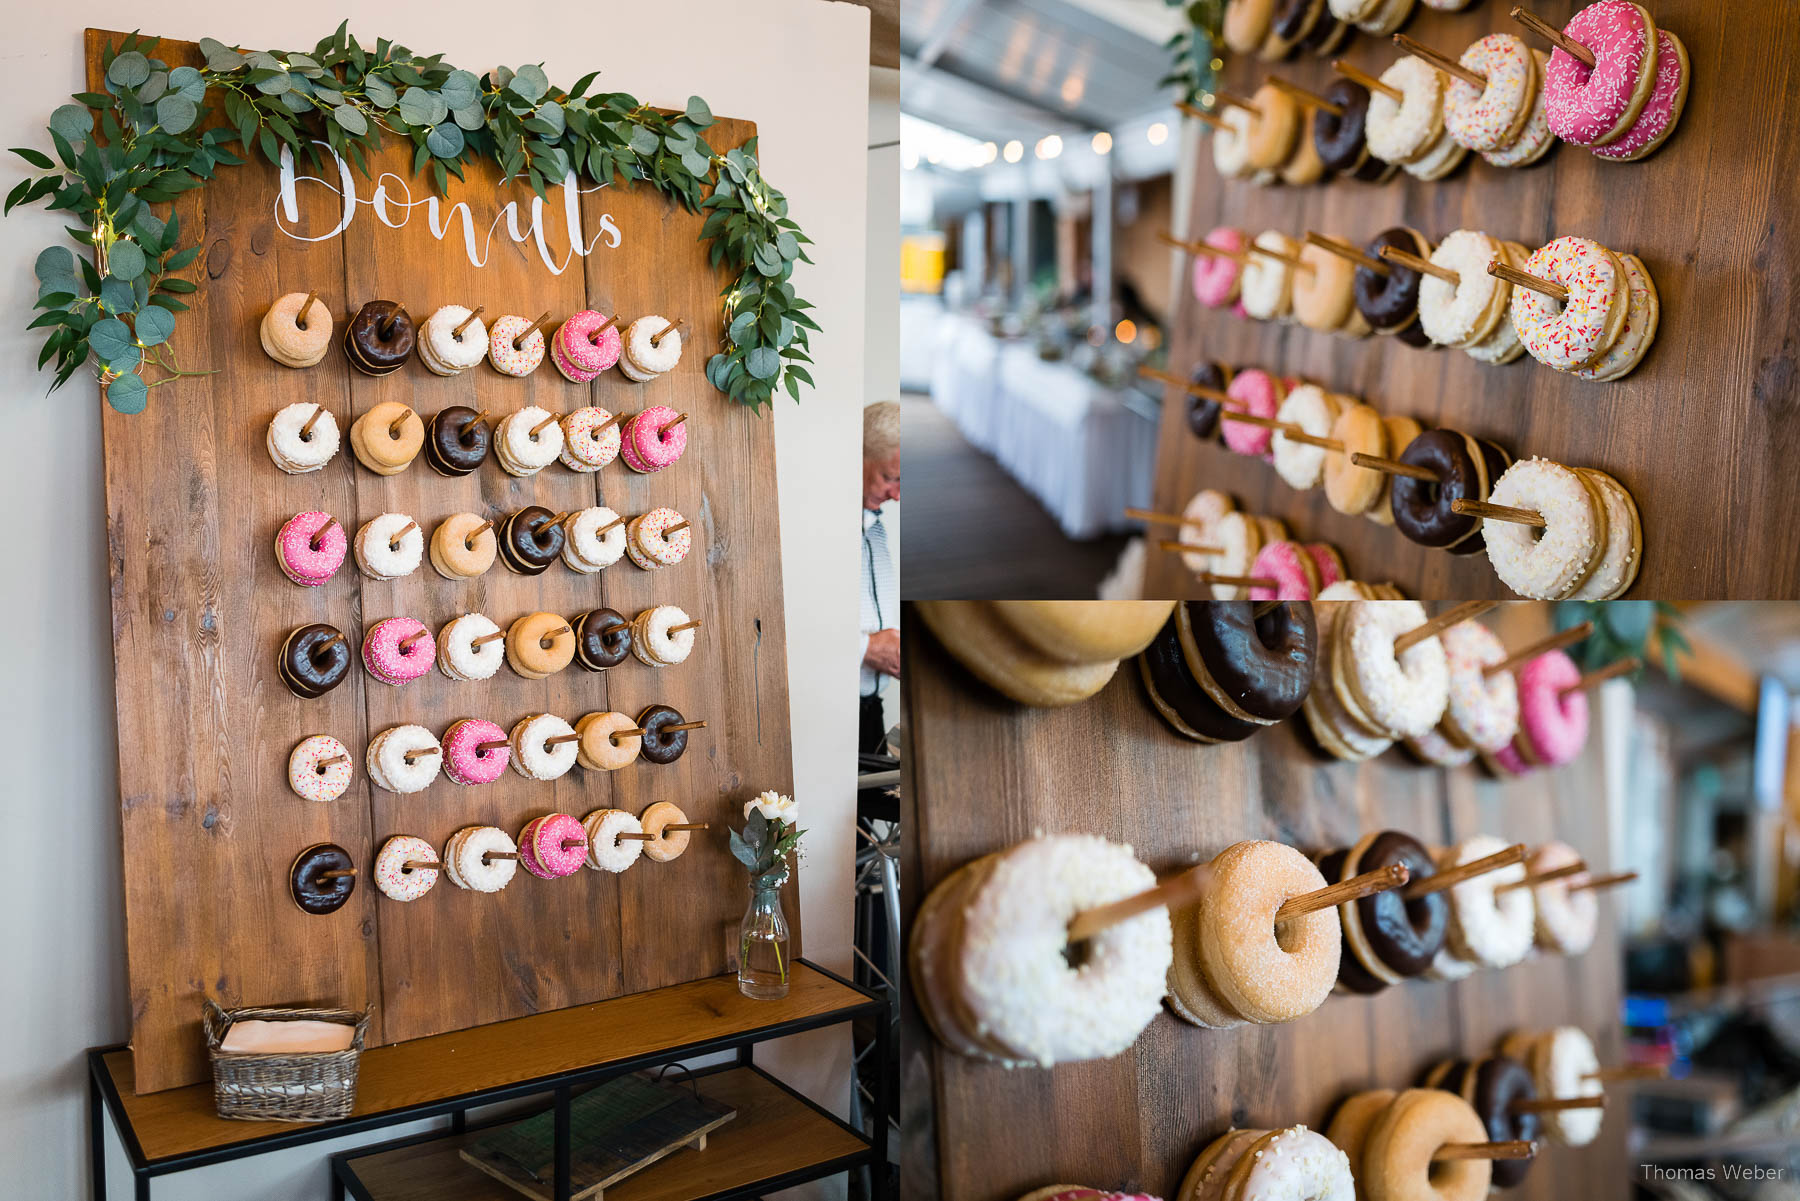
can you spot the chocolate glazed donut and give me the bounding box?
[1180,601,1317,724]
[1312,80,1371,173]
[1316,847,1386,995]
[1138,616,1262,743]
[1447,439,1515,556]
[289,843,356,915]
[1270,0,1323,49]
[498,506,565,575]
[1356,228,1430,332]
[1466,1056,1541,1188]
[1350,830,1449,978]
[1186,361,1233,439]
[424,406,491,476]
[1297,6,1347,55]
[1391,429,1487,549]
[573,608,633,671]
[638,704,691,765]
[278,623,352,698]
[343,301,415,375]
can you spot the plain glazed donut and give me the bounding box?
[1292,241,1358,332]
[429,513,497,581]
[575,711,642,771]
[1543,1,1657,147]
[1510,238,1627,370]
[1365,415,1420,529]
[1437,620,1519,752]
[583,809,645,872]
[1364,1089,1492,1201]
[1186,361,1234,438]
[260,292,334,367]
[1336,600,1450,739]
[1365,57,1445,164]
[1138,610,1264,745]
[1528,841,1598,955]
[1325,1089,1396,1180]
[1440,834,1534,968]
[1483,459,1604,599]
[1323,403,1386,516]
[1444,34,1539,152]
[1192,839,1339,1024]
[1192,231,1247,310]
[1513,648,1590,765]
[918,601,1121,707]
[1222,369,1284,458]
[1243,84,1301,170]
[350,401,424,475]
[1181,601,1317,724]
[506,611,575,680]
[992,601,1174,664]
[1224,0,1277,55]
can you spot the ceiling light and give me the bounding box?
[980,142,998,165]
[1091,131,1112,155]
[1115,319,1137,344]
[1036,135,1063,160]
[1002,140,1024,163]
[1146,122,1169,146]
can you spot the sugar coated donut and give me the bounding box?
[583,808,646,872]
[1440,834,1534,968]
[260,292,334,368]
[430,513,497,581]
[1510,237,1626,370]
[1531,1027,1605,1144]
[442,717,510,785]
[632,605,698,666]
[289,734,352,801]
[1514,648,1590,765]
[640,800,695,863]
[362,617,435,686]
[1222,369,1283,458]
[1529,841,1598,955]
[437,613,504,682]
[1543,1,1657,147]
[1402,127,1468,181]
[494,405,565,476]
[1249,541,1321,601]
[354,513,423,581]
[1445,34,1538,152]
[374,836,439,902]
[564,506,627,573]
[529,812,590,877]
[267,402,340,474]
[1193,228,1247,308]
[486,314,545,377]
[1337,600,1450,739]
[509,713,579,781]
[1178,490,1235,577]
[622,316,683,378]
[445,826,517,893]
[1483,459,1603,599]
[1437,620,1519,752]
[1363,1089,1491,1201]
[366,724,442,793]
[1591,29,1687,161]
[419,305,489,375]
[350,401,423,474]
[552,310,622,382]
[1323,403,1386,516]
[1418,230,1504,346]
[1191,839,1339,1024]
[1366,57,1444,164]
[1568,253,1658,383]
[576,711,641,770]
[1568,469,1641,599]
[560,407,622,472]
[276,511,346,587]
[620,405,689,474]
[628,507,692,569]
[1463,243,1530,364]
[1240,232,1299,321]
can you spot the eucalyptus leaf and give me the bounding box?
[451,103,484,131]
[99,277,136,313]
[168,66,205,103]
[34,245,76,283]
[105,371,148,414]
[362,76,396,108]
[134,305,175,347]
[197,38,244,71]
[88,316,134,361]
[253,70,292,96]
[510,64,548,103]
[155,95,196,135]
[439,69,480,107]
[107,240,146,281]
[746,346,779,380]
[680,148,710,177]
[137,72,169,104]
[48,105,91,146]
[108,51,151,89]
[728,311,756,343]
[628,126,659,156]
[684,95,713,127]
[752,243,782,277]
[396,87,436,125]
[332,104,367,135]
[424,122,464,158]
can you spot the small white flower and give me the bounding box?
[744,790,797,826]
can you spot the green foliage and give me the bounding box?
[1160,0,1225,109]
[1552,601,1689,679]
[728,809,805,890]
[6,27,817,412]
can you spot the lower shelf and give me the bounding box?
[335,1066,869,1201]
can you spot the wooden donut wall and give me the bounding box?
[94,30,798,1094]
[1142,0,1800,600]
[899,603,1627,1201]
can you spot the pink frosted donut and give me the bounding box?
[1306,544,1345,590]
[1489,740,1533,776]
[1192,226,1247,309]
[1221,369,1280,458]
[1591,29,1687,161]
[560,407,621,472]
[619,405,688,474]
[530,812,589,877]
[1543,1,1656,147]
[276,512,346,586]
[552,310,621,381]
[361,617,435,686]
[443,718,510,785]
[1515,649,1589,766]
[1248,541,1319,601]
[517,817,555,878]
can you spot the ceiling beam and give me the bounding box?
[901,53,1113,133]
[910,0,990,71]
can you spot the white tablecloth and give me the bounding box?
[926,318,1156,539]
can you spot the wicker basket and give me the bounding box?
[203,999,370,1122]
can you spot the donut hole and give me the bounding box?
[1060,937,1093,970]
[1273,917,1302,955]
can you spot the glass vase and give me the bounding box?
[737,880,791,1000]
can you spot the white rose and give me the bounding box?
[744,791,797,826]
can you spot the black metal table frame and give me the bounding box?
[87,959,892,1201]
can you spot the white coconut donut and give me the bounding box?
[1178,490,1235,576]
[1418,230,1505,346]
[374,835,439,902]
[563,506,627,573]
[1406,727,1476,768]
[582,808,646,873]
[1211,105,1254,179]
[1440,834,1534,968]
[1303,603,1395,761]
[1236,1127,1355,1201]
[509,713,579,781]
[420,305,489,374]
[1205,511,1264,600]
[368,724,442,794]
[267,402,341,473]
[494,406,565,475]
[622,316,683,378]
[288,734,353,802]
[1337,601,1450,739]
[1530,841,1598,956]
[1483,459,1604,599]
[1533,1027,1605,1145]
[955,835,1171,1067]
[1366,56,1445,164]
[1240,231,1299,321]
[1568,469,1641,600]
[437,613,505,682]
[631,605,696,667]
[353,513,423,581]
[447,825,518,893]
[1426,940,1480,981]
[1437,620,1519,753]
[1272,385,1342,490]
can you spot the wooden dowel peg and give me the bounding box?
[1431,1141,1536,1162]
[1511,1096,1606,1114]
[1254,601,1283,619]
[1393,601,1500,655]
[669,620,703,634]
[1403,843,1527,899]
[452,305,485,337]
[1585,1064,1667,1082]
[1156,539,1225,555]
[1068,864,1214,944]
[1214,91,1260,115]
[616,832,657,841]
[1266,76,1344,116]
[1563,657,1641,694]
[1218,411,1299,434]
[1332,59,1403,103]
[609,728,648,744]
[544,733,582,747]
[663,720,708,733]
[471,630,507,649]
[476,738,511,753]
[1137,363,1233,405]
[296,291,320,330]
[388,407,414,438]
[1125,507,1227,531]
[651,317,683,347]
[316,868,356,881]
[1276,863,1409,923]
[586,314,620,343]
[531,412,562,438]
[1156,230,1246,264]
[377,308,399,339]
[1284,429,1342,451]
[1568,870,1638,894]
[1510,6,1596,67]
[662,823,710,832]
[598,515,625,535]
[402,860,440,873]
[313,632,345,655]
[309,515,339,551]
[1393,32,1488,91]
[1496,860,1588,893]
[1488,258,1569,302]
[397,628,428,654]
[517,311,553,346]
[1350,452,1439,482]
[1246,241,1312,272]
[1450,498,1546,528]
[596,411,624,434]
[464,519,495,550]
[388,520,418,549]
[538,624,572,649]
[1194,572,1279,589]
[483,851,522,863]
[1484,621,1595,677]
[560,838,587,852]
[539,511,570,532]
[315,755,349,770]
[465,409,491,432]
[403,745,440,764]
[664,520,692,537]
[300,404,327,440]
[1379,244,1460,285]
[659,412,689,437]
[1304,232,1386,275]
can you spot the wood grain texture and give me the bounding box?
[901,601,1627,1201]
[1142,0,1800,600]
[93,30,797,1093]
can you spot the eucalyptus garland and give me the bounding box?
[1159,0,1225,109]
[5,26,816,413]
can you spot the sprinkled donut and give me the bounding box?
[632,604,698,666]
[621,316,683,380]
[362,617,435,686]
[620,405,689,474]
[354,512,423,581]
[288,734,353,802]
[1482,51,1557,167]
[551,309,622,382]
[524,812,589,877]
[276,511,346,587]
[1483,459,1604,599]
[444,826,517,893]
[418,305,489,375]
[640,800,695,863]
[1510,237,1626,370]
[1591,29,1687,161]
[1568,469,1641,599]
[485,314,545,377]
[1543,1,1658,147]
[366,724,442,794]
[575,711,642,771]
[1366,56,1445,165]
[1568,253,1658,382]
[1177,489,1235,577]
[442,717,510,785]
[1530,1028,1605,1145]
[1529,841,1597,955]
[560,406,621,472]
[1248,542,1321,601]
[1445,34,1539,152]
[1337,600,1450,739]
[1440,834,1534,968]
[627,507,693,570]
[437,613,504,682]
[1190,839,1339,1024]
[509,713,579,781]
[1221,369,1283,458]
[1514,648,1590,766]
[494,405,565,476]
[374,836,439,902]
[1362,1089,1492,1201]
[1407,726,1476,768]
[1239,231,1300,321]
[583,808,645,872]
[260,292,334,368]
[1437,620,1519,752]
[1418,230,1505,346]
[1192,227,1247,308]
[267,402,340,474]
[563,506,628,573]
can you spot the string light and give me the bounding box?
[1146,123,1169,146]
[1036,135,1063,160]
[1002,140,1024,163]
[1091,131,1112,155]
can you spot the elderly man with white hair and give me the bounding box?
[859,401,901,754]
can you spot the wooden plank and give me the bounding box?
[1142,0,1800,600]
[903,602,1627,1200]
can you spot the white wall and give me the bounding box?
[867,66,902,735]
[0,2,870,1197]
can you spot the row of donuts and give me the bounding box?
[263,295,684,383]
[289,707,700,803]
[1216,0,1477,67]
[277,605,695,698]
[913,828,1624,1070]
[276,505,689,586]
[268,399,688,478]
[290,802,699,914]
[1153,492,1407,602]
